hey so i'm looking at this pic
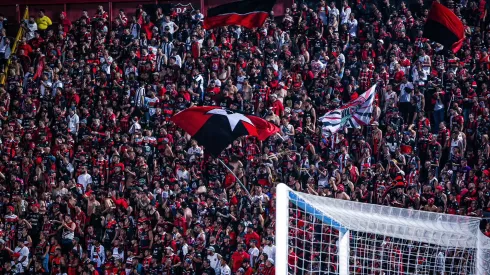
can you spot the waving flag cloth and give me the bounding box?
[171,106,278,156]
[247,115,280,141]
[203,0,277,30]
[423,2,465,53]
[320,84,377,133]
[33,55,46,80]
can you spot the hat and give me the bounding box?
[377,39,384,45]
[238,268,245,273]
[166,247,174,252]
[7,206,14,212]
[436,185,444,191]
[371,121,379,126]
[207,247,215,252]
[268,258,275,265]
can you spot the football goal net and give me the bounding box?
[275,183,490,275]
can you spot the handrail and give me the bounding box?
[0,6,28,85]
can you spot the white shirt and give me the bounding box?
[145,97,159,116]
[212,78,222,88]
[90,245,106,267]
[172,54,182,68]
[176,168,190,182]
[319,6,328,25]
[51,80,63,97]
[341,7,351,24]
[129,122,141,134]
[40,80,52,97]
[77,173,92,191]
[67,114,79,133]
[24,21,38,41]
[348,18,358,37]
[248,247,260,266]
[161,21,177,34]
[187,146,203,162]
[236,76,246,92]
[101,56,113,74]
[219,264,231,275]
[192,12,204,21]
[15,246,29,267]
[399,82,414,102]
[112,247,124,261]
[328,7,340,21]
[263,245,276,260]
[207,253,220,272]
[193,74,204,93]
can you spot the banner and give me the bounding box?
[320,84,376,134]
[142,2,196,22]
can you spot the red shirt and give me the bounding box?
[271,100,284,116]
[142,22,154,39]
[263,266,275,275]
[173,216,187,234]
[18,43,33,56]
[244,231,261,247]
[224,173,236,188]
[231,251,249,272]
[244,267,254,275]
[61,18,72,33]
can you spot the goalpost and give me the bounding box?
[275,183,490,275]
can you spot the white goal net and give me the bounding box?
[275,184,490,275]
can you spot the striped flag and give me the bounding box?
[320,84,376,133]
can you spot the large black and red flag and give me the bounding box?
[203,0,276,30]
[171,106,279,156]
[423,2,465,53]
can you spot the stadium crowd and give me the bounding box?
[0,0,489,274]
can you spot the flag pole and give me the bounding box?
[217,158,253,199]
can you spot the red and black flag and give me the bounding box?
[203,0,276,30]
[423,2,465,53]
[247,115,280,141]
[171,106,278,156]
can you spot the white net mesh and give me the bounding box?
[280,187,490,275]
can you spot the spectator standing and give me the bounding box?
[22,16,37,41]
[35,9,52,35]
[0,37,10,72]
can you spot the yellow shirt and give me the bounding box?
[36,16,52,30]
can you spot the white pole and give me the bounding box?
[338,229,350,275]
[276,183,290,275]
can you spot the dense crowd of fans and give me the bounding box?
[0,0,489,274]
